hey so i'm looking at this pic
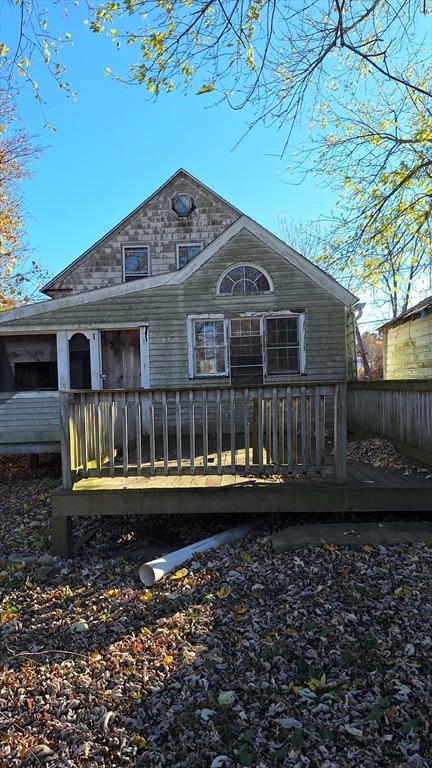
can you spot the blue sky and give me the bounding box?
[4,4,338,281]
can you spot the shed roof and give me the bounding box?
[379,296,432,332]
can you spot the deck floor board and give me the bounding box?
[60,459,431,493]
[51,459,432,559]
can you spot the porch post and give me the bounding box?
[51,511,73,560]
[56,332,70,390]
[59,391,73,490]
[89,331,102,390]
[334,383,347,483]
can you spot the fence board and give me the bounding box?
[347,381,432,462]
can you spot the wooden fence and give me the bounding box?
[59,383,347,489]
[347,380,432,465]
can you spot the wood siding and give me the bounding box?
[347,380,432,465]
[383,314,432,379]
[1,231,354,388]
[0,392,60,454]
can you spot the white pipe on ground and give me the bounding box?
[139,523,254,587]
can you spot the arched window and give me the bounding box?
[218,265,272,295]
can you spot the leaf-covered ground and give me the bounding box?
[1,451,432,768]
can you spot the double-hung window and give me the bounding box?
[177,243,202,269]
[123,245,150,281]
[189,316,228,377]
[266,315,304,374]
[188,312,305,380]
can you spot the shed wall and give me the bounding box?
[384,316,432,379]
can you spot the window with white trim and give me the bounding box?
[218,264,271,294]
[177,243,202,269]
[188,313,305,380]
[123,246,150,281]
[266,316,303,374]
[189,317,228,377]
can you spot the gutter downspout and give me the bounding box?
[139,523,254,587]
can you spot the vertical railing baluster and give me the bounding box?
[278,396,284,465]
[315,386,321,473]
[286,387,293,472]
[230,388,236,474]
[244,389,250,474]
[320,394,326,458]
[257,388,264,473]
[108,392,115,476]
[202,390,208,473]
[162,391,169,475]
[189,389,195,474]
[300,387,307,472]
[149,391,155,474]
[176,390,182,474]
[135,391,142,476]
[271,387,278,467]
[82,392,89,477]
[216,389,222,474]
[121,393,128,477]
[307,393,312,464]
[94,392,101,475]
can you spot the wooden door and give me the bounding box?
[101,330,141,389]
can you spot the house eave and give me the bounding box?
[1,215,359,330]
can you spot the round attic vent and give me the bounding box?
[172,193,195,217]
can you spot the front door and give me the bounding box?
[101,330,141,389]
[101,327,150,432]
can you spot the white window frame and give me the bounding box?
[187,311,306,379]
[176,242,202,269]
[187,314,228,378]
[263,311,306,376]
[216,263,274,295]
[123,244,151,282]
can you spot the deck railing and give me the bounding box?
[59,383,347,489]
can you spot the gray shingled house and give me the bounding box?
[0,169,359,466]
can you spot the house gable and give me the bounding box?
[0,217,358,332]
[42,168,242,298]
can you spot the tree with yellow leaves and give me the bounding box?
[2,2,431,122]
[0,91,46,310]
[312,80,432,321]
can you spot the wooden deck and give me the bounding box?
[51,459,432,559]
